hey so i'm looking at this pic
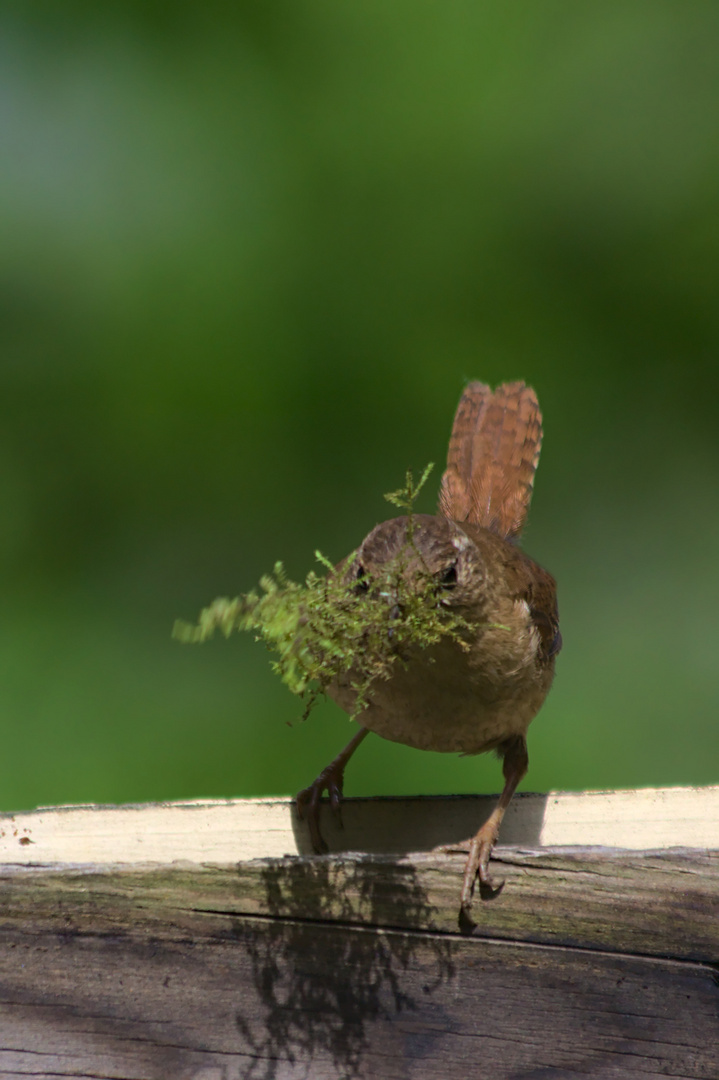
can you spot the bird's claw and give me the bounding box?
[295,764,346,853]
[458,829,505,930]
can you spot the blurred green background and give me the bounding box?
[1,1,717,811]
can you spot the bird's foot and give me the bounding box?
[458,823,505,930]
[295,762,346,854]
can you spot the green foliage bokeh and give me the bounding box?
[0,1,717,809]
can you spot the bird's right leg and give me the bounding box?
[460,735,528,916]
[296,727,370,852]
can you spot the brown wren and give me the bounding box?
[296,380,561,920]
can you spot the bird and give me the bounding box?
[296,380,561,922]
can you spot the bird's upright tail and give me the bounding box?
[438,380,543,540]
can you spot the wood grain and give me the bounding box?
[2,849,717,960]
[0,908,715,1078]
[0,789,716,1078]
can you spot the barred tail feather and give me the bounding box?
[439,380,542,540]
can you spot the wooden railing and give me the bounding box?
[0,786,717,1078]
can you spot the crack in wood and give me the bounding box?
[181,902,719,976]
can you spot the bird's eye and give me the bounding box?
[438,564,457,589]
[354,565,369,594]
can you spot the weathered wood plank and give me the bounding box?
[0,849,717,961]
[2,784,717,863]
[0,916,715,1079]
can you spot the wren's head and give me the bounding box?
[350,513,487,611]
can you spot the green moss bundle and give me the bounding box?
[173,465,471,720]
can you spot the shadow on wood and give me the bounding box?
[230,858,457,1077]
[289,792,549,854]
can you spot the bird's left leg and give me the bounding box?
[296,727,370,852]
[460,735,528,916]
